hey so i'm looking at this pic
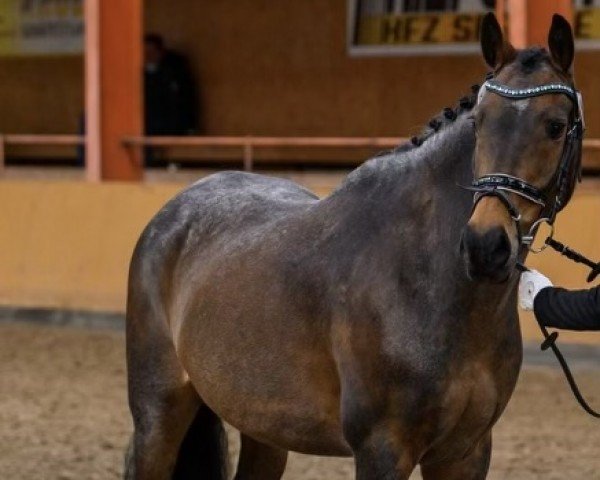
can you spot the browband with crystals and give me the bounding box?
[483,80,578,102]
[477,79,585,129]
[477,79,578,104]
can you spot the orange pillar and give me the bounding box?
[496,0,506,33]
[85,0,143,181]
[526,0,573,46]
[503,0,573,49]
[505,0,527,47]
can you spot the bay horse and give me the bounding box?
[125,13,583,480]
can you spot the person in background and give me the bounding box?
[519,269,600,331]
[144,34,198,165]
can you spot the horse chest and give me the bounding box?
[420,361,516,462]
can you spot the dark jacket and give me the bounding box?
[144,51,198,136]
[534,285,600,331]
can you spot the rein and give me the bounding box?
[466,76,600,419]
[517,246,600,419]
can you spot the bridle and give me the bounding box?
[465,75,600,419]
[466,76,585,253]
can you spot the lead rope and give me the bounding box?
[545,237,600,283]
[536,317,600,418]
[518,239,600,418]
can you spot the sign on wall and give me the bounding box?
[348,0,495,55]
[575,0,600,49]
[0,0,83,56]
[349,0,600,56]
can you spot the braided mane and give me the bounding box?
[382,77,491,156]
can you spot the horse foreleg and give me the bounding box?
[420,432,492,480]
[349,425,416,480]
[233,434,288,480]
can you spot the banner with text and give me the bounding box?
[0,0,83,56]
[349,0,600,55]
[576,0,600,49]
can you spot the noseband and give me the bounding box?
[467,77,585,252]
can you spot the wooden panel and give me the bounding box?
[0,57,83,134]
[144,0,487,139]
[0,181,181,312]
[0,1,598,147]
[144,0,600,139]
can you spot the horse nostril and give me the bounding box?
[484,227,511,268]
[462,225,512,276]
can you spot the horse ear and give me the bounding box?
[480,13,514,69]
[548,14,574,73]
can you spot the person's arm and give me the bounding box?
[534,285,600,331]
[519,269,600,331]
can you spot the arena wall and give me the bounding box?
[0,181,180,312]
[0,1,599,160]
[0,178,599,343]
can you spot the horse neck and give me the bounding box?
[327,116,477,230]
[320,117,520,330]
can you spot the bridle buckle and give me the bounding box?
[523,217,554,253]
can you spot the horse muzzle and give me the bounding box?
[460,224,514,282]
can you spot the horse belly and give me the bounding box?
[176,308,351,456]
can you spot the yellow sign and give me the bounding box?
[357,12,485,45]
[0,0,83,56]
[575,8,600,40]
[349,0,494,55]
[350,0,600,55]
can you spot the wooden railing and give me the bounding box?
[121,135,406,171]
[0,134,84,173]
[1,134,600,173]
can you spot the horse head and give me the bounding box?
[461,13,583,283]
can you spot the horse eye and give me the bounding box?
[547,121,565,140]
